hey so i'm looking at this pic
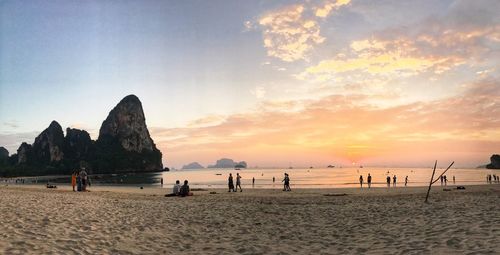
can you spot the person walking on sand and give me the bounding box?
[405,176,408,187]
[386,176,391,187]
[71,171,77,192]
[393,175,397,187]
[228,173,235,192]
[282,173,291,191]
[367,173,372,188]
[236,173,243,192]
[359,175,363,188]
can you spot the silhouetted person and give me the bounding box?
[236,173,242,192]
[386,176,391,187]
[179,180,193,197]
[405,176,408,187]
[393,175,397,187]
[160,178,163,186]
[367,173,372,188]
[441,175,444,186]
[273,177,275,183]
[282,173,291,191]
[453,175,456,184]
[444,175,447,186]
[359,175,363,188]
[228,173,235,192]
[252,177,255,186]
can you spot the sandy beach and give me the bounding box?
[0,184,499,254]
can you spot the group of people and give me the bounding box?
[358,174,411,188]
[439,175,454,186]
[71,168,90,192]
[487,174,499,183]
[165,180,193,197]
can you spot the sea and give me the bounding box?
[6,167,500,189]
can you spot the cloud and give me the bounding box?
[150,77,500,168]
[315,0,352,18]
[257,5,324,62]
[250,86,266,99]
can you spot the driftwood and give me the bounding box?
[425,161,454,203]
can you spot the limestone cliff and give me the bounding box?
[31,121,65,163]
[95,95,163,172]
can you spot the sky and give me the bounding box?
[0,0,499,168]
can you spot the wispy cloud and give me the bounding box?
[255,1,350,62]
[315,0,352,18]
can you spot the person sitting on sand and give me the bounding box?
[46,183,57,189]
[179,180,193,197]
[165,180,182,197]
[359,175,363,188]
[228,173,235,192]
[236,173,242,192]
[367,174,372,188]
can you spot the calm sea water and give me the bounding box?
[8,167,500,189]
[160,167,500,189]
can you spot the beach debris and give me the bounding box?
[425,160,454,203]
[457,186,466,190]
[324,193,347,196]
[209,191,217,194]
[140,186,143,189]
[443,188,452,191]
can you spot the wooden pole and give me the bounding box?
[425,161,437,203]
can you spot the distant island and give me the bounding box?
[181,162,204,170]
[0,95,163,177]
[486,154,500,169]
[208,158,247,169]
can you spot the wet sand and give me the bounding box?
[0,184,499,254]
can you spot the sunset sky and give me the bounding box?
[0,0,499,168]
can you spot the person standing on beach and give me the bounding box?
[367,174,372,188]
[453,175,456,184]
[441,175,444,185]
[252,177,255,186]
[71,171,77,192]
[273,176,275,183]
[228,173,235,192]
[359,175,363,188]
[386,176,391,187]
[405,176,408,187]
[444,175,447,186]
[80,168,88,191]
[236,173,243,192]
[393,175,397,187]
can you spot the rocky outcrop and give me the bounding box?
[1,95,163,177]
[64,128,93,160]
[95,95,163,172]
[32,121,65,163]
[0,147,8,160]
[486,154,500,169]
[98,95,154,152]
[17,142,33,164]
[208,158,247,168]
[182,162,204,170]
